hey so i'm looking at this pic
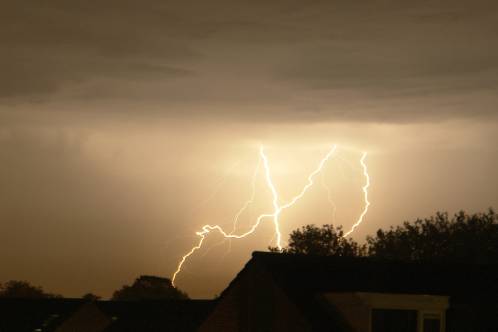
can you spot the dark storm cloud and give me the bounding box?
[1,0,198,98]
[1,0,498,122]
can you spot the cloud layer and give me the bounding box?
[2,0,498,122]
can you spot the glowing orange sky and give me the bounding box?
[0,0,497,298]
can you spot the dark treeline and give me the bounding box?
[0,280,61,299]
[2,210,496,300]
[111,275,188,300]
[0,276,188,301]
[271,209,498,263]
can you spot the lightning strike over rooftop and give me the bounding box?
[171,146,369,287]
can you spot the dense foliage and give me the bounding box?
[276,209,498,263]
[111,275,188,301]
[270,224,366,257]
[367,209,498,263]
[0,280,61,299]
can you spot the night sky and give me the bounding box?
[1,0,497,298]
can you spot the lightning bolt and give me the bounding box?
[190,161,241,217]
[171,146,370,286]
[225,158,261,256]
[172,145,337,285]
[272,145,338,248]
[343,152,370,238]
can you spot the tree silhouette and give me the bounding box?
[0,280,61,299]
[112,275,188,301]
[82,292,101,301]
[275,210,497,264]
[367,209,498,263]
[270,224,366,257]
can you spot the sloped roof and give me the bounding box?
[0,298,84,332]
[98,299,216,332]
[0,298,215,332]
[224,252,498,331]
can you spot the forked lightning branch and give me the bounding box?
[172,145,371,286]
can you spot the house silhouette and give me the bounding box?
[199,251,498,332]
[1,252,497,331]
